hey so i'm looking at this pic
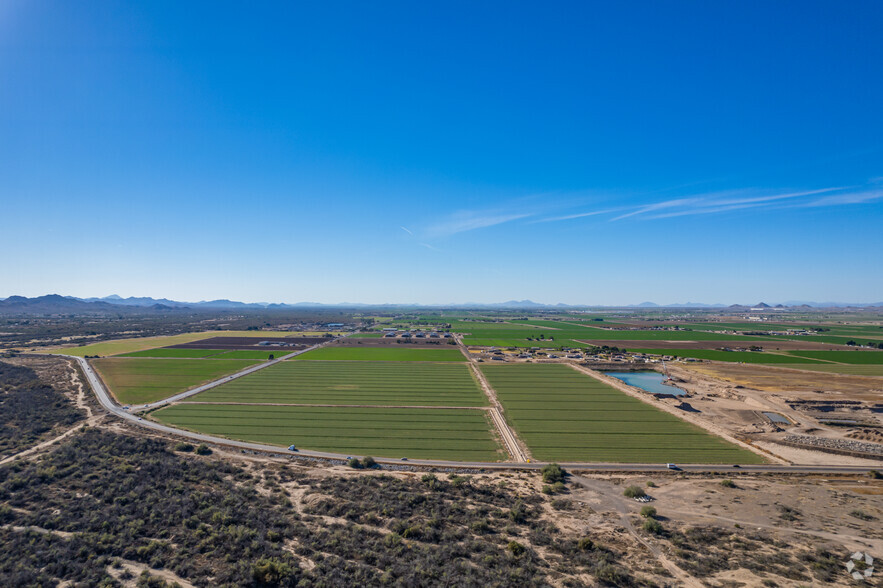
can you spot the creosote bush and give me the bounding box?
[640,505,657,519]
[623,485,646,499]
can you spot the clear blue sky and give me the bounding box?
[2,1,881,305]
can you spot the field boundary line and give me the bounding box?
[568,363,783,465]
[467,361,530,461]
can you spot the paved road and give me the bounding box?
[64,354,882,474]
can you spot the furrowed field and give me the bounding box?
[152,405,503,460]
[191,361,487,406]
[93,358,258,404]
[452,319,773,348]
[481,363,764,464]
[291,346,465,362]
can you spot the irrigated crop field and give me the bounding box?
[152,405,501,460]
[291,346,465,362]
[481,363,764,463]
[191,361,486,406]
[453,319,774,348]
[152,360,504,460]
[92,358,259,404]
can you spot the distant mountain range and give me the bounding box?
[0,294,881,315]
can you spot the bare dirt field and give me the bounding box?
[655,363,883,465]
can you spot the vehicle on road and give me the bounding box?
[666,463,679,470]
[288,445,297,451]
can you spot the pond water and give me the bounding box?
[762,411,791,424]
[604,371,687,396]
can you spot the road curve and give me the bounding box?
[64,354,881,475]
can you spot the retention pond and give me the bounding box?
[604,371,687,396]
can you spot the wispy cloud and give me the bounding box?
[420,242,442,252]
[400,226,413,235]
[639,187,844,220]
[424,210,531,239]
[533,183,879,224]
[532,208,624,223]
[800,189,883,207]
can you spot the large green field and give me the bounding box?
[481,363,764,464]
[632,349,825,364]
[152,405,503,461]
[291,346,465,362]
[191,360,488,406]
[93,358,259,404]
[452,319,773,348]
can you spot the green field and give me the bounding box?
[152,405,503,460]
[633,349,825,364]
[291,346,465,362]
[192,360,488,406]
[785,350,883,364]
[481,363,764,463]
[452,319,772,348]
[93,358,258,404]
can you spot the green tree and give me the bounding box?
[541,463,566,484]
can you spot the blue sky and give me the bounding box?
[2,1,882,305]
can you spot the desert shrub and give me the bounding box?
[251,557,292,585]
[849,509,874,521]
[622,485,645,498]
[720,479,736,488]
[642,519,663,535]
[777,505,800,521]
[541,463,566,484]
[346,457,362,469]
[194,444,211,455]
[173,442,193,452]
[361,456,377,469]
[640,505,657,518]
[507,541,525,556]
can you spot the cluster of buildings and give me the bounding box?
[381,328,453,340]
